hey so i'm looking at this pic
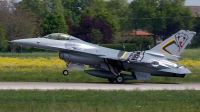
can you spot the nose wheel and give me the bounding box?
[63,62,71,76]
[63,70,69,76]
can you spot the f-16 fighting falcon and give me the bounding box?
[10,30,196,83]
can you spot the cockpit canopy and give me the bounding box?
[43,33,76,40]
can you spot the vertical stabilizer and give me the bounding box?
[150,30,196,57]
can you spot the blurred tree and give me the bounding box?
[85,0,107,13]
[83,0,119,33]
[90,29,103,44]
[191,32,200,48]
[61,0,87,23]
[133,36,154,50]
[92,16,113,43]
[191,17,200,47]
[19,0,43,19]
[129,0,157,31]
[95,11,119,34]
[66,14,113,43]
[193,17,200,33]
[0,1,40,52]
[105,0,131,31]
[82,0,119,40]
[49,0,64,14]
[129,0,194,37]
[41,12,68,36]
[20,0,64,20]
[0,0,40,41]
[154,0,194,36]
[0,23,7,51]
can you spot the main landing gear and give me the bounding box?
[116,75,124,83]
[63,70,69,76]
[107,75,124,83]
[108,78,115,83]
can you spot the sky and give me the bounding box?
[184,0,200,6]
[13,0,200,6]
[127,0,200,6]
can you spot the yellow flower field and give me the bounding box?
[178,59,200,66]
[0,56,200,82]
[0,57,65,72]
[0,57,199,72]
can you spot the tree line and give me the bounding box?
[0,0,199,52]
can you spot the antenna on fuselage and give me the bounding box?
[20,45,22,58]
[123,45,125,51]
[148,45,151,49]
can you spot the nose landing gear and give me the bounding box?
[63,62,71,76]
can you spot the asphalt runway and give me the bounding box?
[0,82,200,90]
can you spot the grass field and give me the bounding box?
[0,52,58,58]
[0,90,199,112]
[1,48,199,59]
[181,48,200,60]
[0,50,199,112]
[0,49,200,83]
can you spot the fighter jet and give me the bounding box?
[10,30,196,83]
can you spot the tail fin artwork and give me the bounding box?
[150,30,196,57]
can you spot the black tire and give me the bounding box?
[63,70,69,76]
[108,78,115,83]
[116,75,124,83]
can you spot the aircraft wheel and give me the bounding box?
[116,75,124,83]
[63,70,69,76]
[108,78,115,83]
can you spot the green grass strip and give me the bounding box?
[0,90,199,112]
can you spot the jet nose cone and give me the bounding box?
[9,38,36,46]
[10,39,27,45]
[9,40,21,44]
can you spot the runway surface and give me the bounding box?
[0,82,200,90]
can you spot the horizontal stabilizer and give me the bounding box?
[158,68,191,74]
